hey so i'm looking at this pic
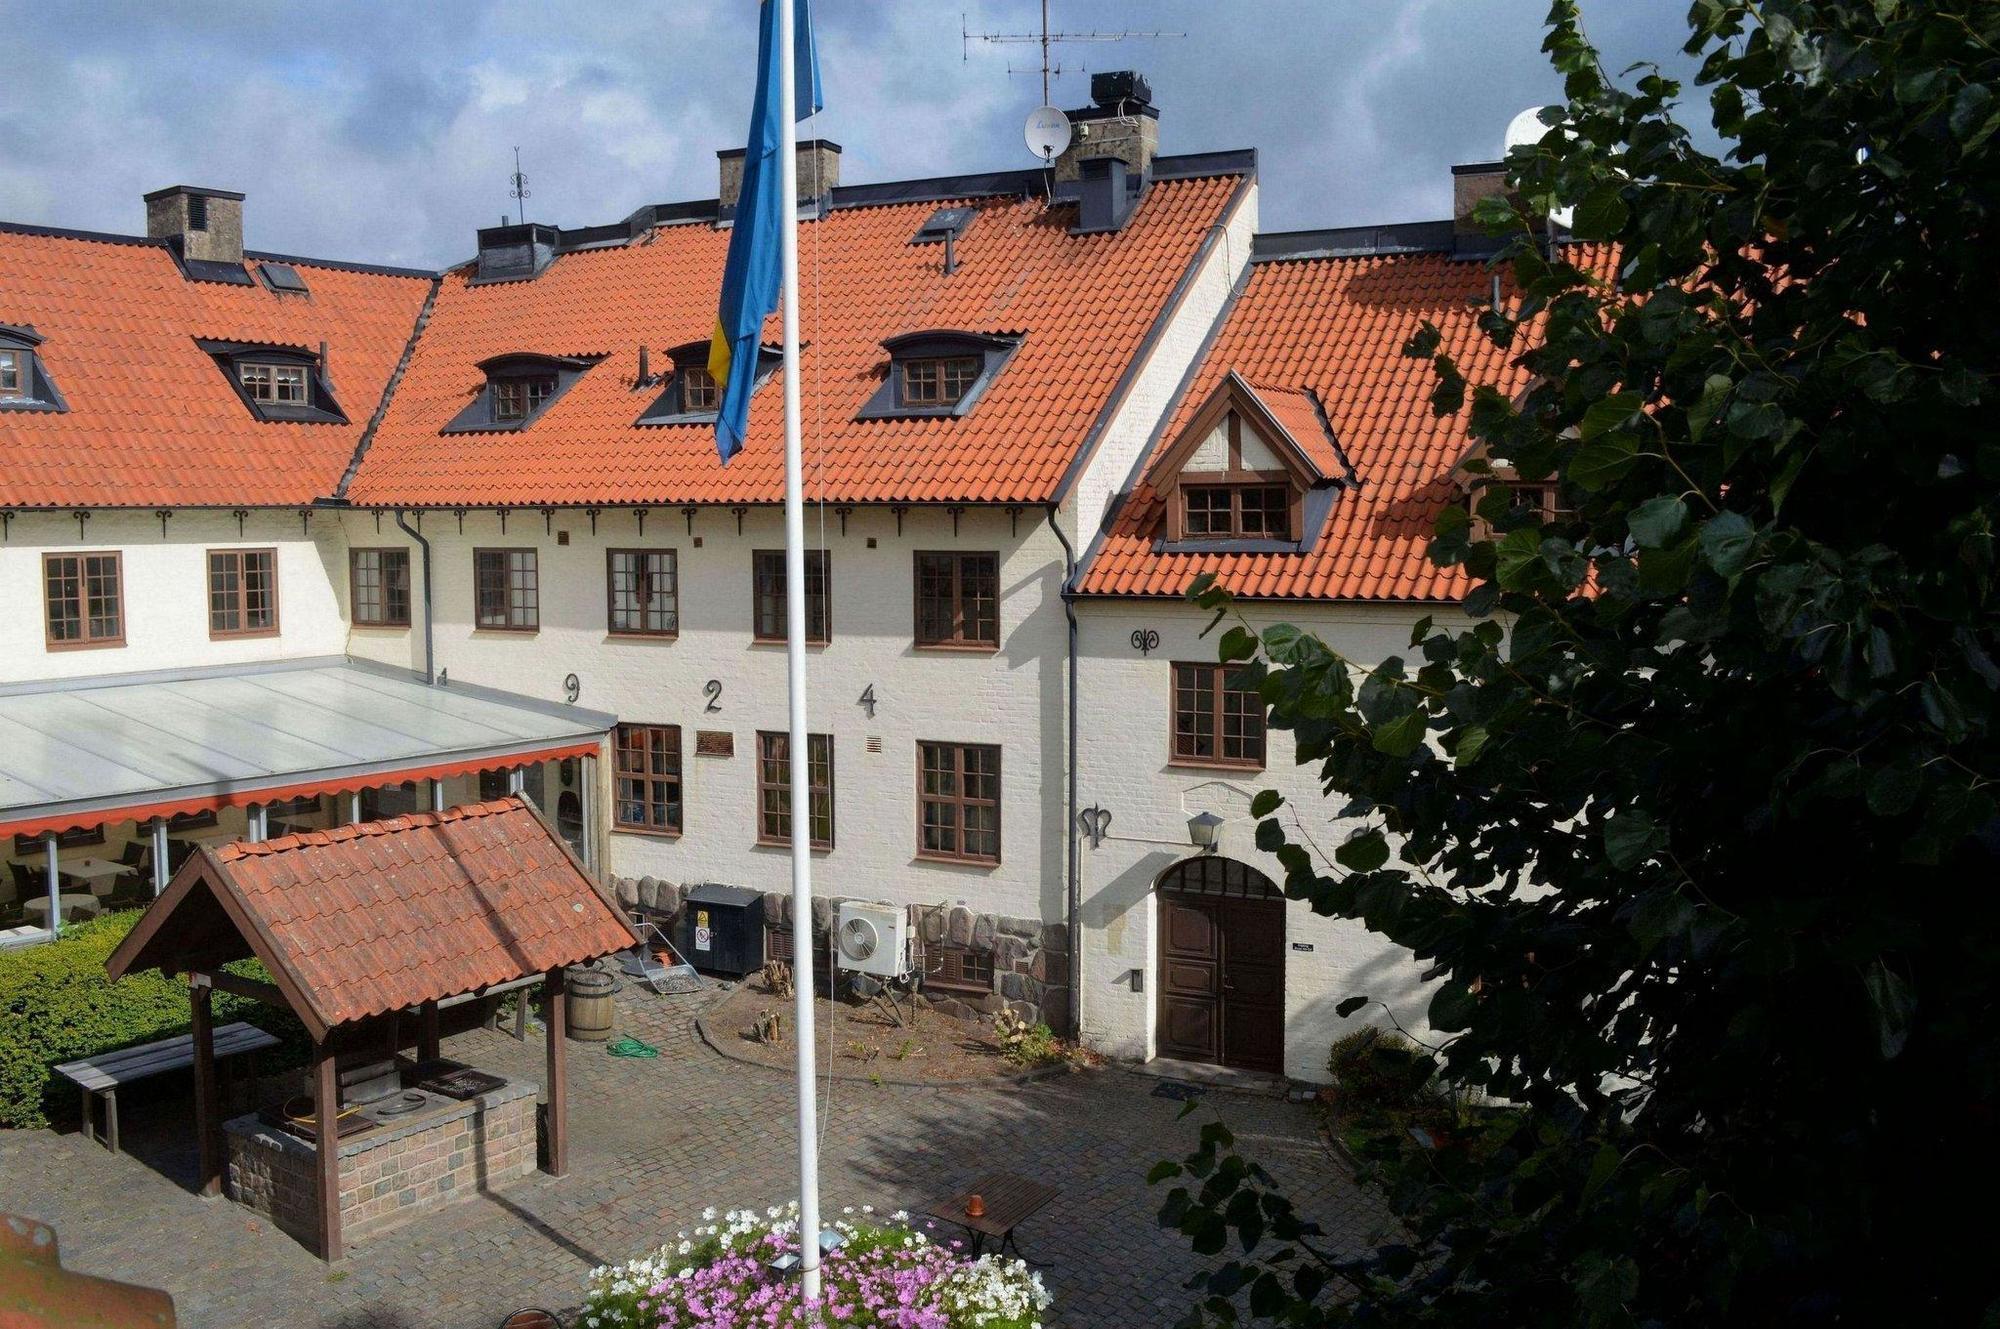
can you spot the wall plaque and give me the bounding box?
[695,730,734,757]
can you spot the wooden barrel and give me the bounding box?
[565,966,619,1042]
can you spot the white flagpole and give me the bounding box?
[776,0,824,1305]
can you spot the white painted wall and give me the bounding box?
[0,509,352,684]
[1073,598,1441,1082]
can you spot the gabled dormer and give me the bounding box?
[442,352,600,434]
[636,340,782,426]
[0,324,68,414]
[1451,437,1561,537]
[1149,372,1353,552]
[196,338,347,425]
[855,330,1021,420]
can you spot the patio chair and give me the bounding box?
[111,840,152,896]
[9,862,40,903]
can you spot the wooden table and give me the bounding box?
[919,1171,1061,1262]
[60,857,128,899]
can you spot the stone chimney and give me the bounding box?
[1451,161,1511,236]
[1053,71,1159,184]
[718,139,842,211]
[143,185,245,264]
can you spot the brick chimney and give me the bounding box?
[1053,71,1159,184]
[718,139,842,211]
[144,185,245,264]
[1450,162,1510,237]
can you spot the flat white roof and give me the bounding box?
[0,657,613,831]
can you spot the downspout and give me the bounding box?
[394,509,434,684]
[1045,503,1084,1043]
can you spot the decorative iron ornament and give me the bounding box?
[1077,805,1112,848]
[1130,629,1161,656]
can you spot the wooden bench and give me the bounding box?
[54,1022,280,1153]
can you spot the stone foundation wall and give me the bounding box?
[611,876,1070,1031]
[225,1079,537,1251]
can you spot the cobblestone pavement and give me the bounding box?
[0,986,1388,1327]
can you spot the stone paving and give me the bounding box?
[0,985,1388,1327]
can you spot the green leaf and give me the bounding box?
[1571,183,1629,239]
[1866,755,1922,816]
[1217,625,1258,664]
[1335,829,1391,873]
[1637,537,1699,595]
[1698,510,1756,576]
[1604,808,1663,870]
[1579,391,1643,440]
[1570,435,1640,491]
[1862,960,1915,1060]
[1370,710,1428,758]
[1580,1142,1622,1202]
[1454,723,1490,768]
[1428,981,1478,1032]
[1626,495,1688,548]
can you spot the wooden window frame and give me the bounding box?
[206,547,280,640]
[756,731,835,850]
[349,547,411,628]
[752,549,831,645]
[913,551,1000,650]
[900,355,982,407]
[237,361,310,406]
[606,548,679,638]
[492,374,556,423]
[42,551,124,650]
[680,365,718,413]
[1177,482,1295,541]
[0,348,25,400]
[922,941,995,996]
[473,547,539,632]
[1170,661,1267,770]
[612,723,683,837]
[1468,479,1558,538]
[1160,402,1309,542]
[916,740,1002,866]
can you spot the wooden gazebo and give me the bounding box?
[105,798,639,1261]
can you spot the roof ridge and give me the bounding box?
[215,795,526,859]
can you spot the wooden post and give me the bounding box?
[189,975,221,1197]
[543,968,567,1177]
[314,1039,343,1262]
[418,999,440,1062]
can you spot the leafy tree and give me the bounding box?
[1153,2,1999,1324]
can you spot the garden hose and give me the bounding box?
[606,1034,659,1058]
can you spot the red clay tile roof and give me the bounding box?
[0,226,435,508]
[108,798,637,1036]
[1079,244,1616,602]
[346,174,1247,508]
[1242,382,1347,480]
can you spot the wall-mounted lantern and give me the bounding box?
[1187,811,1224,853]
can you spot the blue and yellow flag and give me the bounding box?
[710,0,823,464]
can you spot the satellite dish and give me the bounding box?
[1502,105,1574,229]
[1024,105,1072,163]
[839,915,880,963]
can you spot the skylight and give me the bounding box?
[258,262,310,295]
[911,207,975,246]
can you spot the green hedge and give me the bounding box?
[0,910,306,1130]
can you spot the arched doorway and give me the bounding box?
[1156,856,1286,1073]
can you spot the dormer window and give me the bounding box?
[857,331,1021,420]
[196,339,345,424]
[444,352,599,434]
[635,341,777,426]
[1147,372,1354,552]
[1464,479,1556,537]
[0,325,67,413]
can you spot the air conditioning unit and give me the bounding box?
[835,901,911,979]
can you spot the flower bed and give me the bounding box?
[583,1203,1051,1329]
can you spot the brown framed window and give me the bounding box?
[752,549,830,643]
[265,794,321,818]
[607,549,679,636]
[1172,662,1266,767]
[681,366,718,413]
[13,826,104,855]
[918,741,1001,864]
[474,548,538,630]
[208,548,279,638]
[350,548,411,627]
[757,731,834,849]
[1181,484,1292,540]
[613,723,682,835]
[0,349,25,400]
[493,375,556,422]
[238,362,310,405]
[922,942,995,995]
[914,552,999,648]
[43,552,123,648]
[901,355,981,407]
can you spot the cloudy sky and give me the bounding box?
[0,1,1705,270]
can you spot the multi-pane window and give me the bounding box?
[613,724,683,835]
[474,549,538,630]
[607,549,679,636]
[43,552,123,648]
[0,349,23,400]
[918,741,1001,864]
[493,375,556,422]
[208,548,278,637]
[901,355,981,407]
[752,549,830,643]
[238,362,309,405]
[1181,485,1291,540]
[757,731,834,849]
[350,548,411,627]
[1172,663,1266,767]
[681,366,718,413]
[922,942,995,995]
[914,552,999,648]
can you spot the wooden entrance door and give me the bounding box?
[1156,858,1286,1073]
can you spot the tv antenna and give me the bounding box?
[962,1,1183,106]
[508,146,531,226]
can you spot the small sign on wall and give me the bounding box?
[695,730,734,757]
[1291,942,1315,953]
[695,909,712,952]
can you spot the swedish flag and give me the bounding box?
[710,0,823,464]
